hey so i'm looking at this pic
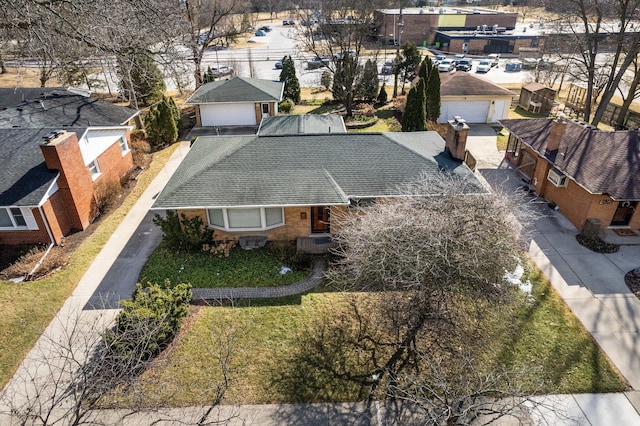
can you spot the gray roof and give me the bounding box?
[152,132,484,209]
[0,88,138,128]
[185,77,284,104]
[500,118,640,200]
[0,128,90,206]
[440,72,515,97]
[257,115,346,135]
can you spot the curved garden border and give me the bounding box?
[190,256,326,302]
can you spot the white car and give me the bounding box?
[438,60,455,72]
[476,60,492,73]
[487,53,500,67]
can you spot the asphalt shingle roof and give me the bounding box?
[152,132,484,209]
[439,72,516,97]
[500,118,640,200]
[0,88,138,128]
[185,77,284,104]
[0,128,88,206]
[257,115,346,135]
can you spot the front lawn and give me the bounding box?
[139,241,310,289]
[125,261,627,406]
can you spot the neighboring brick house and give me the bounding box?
[501,117,640,232]
[0,88,139,245]
[186,77,284,128]
[151,127,485,247]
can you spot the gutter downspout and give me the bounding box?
[26,206,56,281]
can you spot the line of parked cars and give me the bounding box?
[433,53,501,73]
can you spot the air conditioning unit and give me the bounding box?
[547,168,568,187]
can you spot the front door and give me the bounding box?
[611,201,637,227]
[311,206,330,233]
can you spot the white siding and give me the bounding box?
[78,128,129,166]
[487,99,510,123]
[438,100,491,123]
[200,103,257,126]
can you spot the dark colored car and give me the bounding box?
[456,59,472,72]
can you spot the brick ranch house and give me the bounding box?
[151,121,485,248]
[0,88,140,245]
[501,117,640,232]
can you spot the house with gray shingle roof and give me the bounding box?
[0,87,139,246]
[151,130,485,243]
[438,72,515,124]
[500,117,640,232]
[186,77,284,127]
[257,115,346,135]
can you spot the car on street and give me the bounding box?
[456,58,472,72]
[438,60,455,72]
[255,30,266,36]
[333,50,356,60]
[380,61,394,75]
[259,25,272,32]
[275,56,288,69]
[453,54,465,65]
[211,65,234,77]
[283,20,296,25]
[307,55,331,69]
[476,60,492,73]
[487,53,500,67]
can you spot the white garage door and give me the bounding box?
[200,103,256,126]
[438,101,491,123]
[488,99,509,123]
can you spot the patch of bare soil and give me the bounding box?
[575,234,619,254]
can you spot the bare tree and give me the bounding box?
[543,0,640,124]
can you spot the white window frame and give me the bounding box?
[118,136,129,155]
[0,207,38,230]
[88,160,101,180]
[547,168,568,188]
[207,207,285,231]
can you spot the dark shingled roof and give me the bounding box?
[185,77,284,104]
[499,118,640,200]
[257,115,346,135]
[0,128,86,206]
[0,88,138,129]
[439,72,515,97]
[152,132,485,209]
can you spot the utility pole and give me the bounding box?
[392,4,404,98]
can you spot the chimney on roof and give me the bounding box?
[546,116,567,152]
[445,116,470,161]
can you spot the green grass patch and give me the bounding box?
[497,127,509,151]
[0,144,178,388]
[139,242,310,289]
[130,263,627,406]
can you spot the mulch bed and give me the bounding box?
[625,268,640,299]
[575,234,619,253]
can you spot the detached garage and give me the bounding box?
[438,72,514,124]
[186,77,284,128]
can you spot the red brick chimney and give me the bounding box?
[40,131,95,231]
[546,116,567,152]
[445,116,470,161]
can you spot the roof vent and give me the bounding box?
[453,115,466,125]
[42,130,66,143]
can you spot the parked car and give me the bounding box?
[476,60,492,73]
[453,54,465,65]
[438,60,455,72]
[487,53,500,67]
[282,19,296,25]
[211,65,234,77]
[307,55,331,69]
[255,30,266,36]
[283,20,291,25]
[456,59,472,72]
[259,25,272,32]
[433,55,447,65]
[333,50,356,60]
[380,61,394,75]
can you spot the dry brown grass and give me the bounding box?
[0,68,61,88]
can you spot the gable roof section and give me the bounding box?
[0,88,138,129]
[439,72,515,97]
[500,118,640,200]
[257,115,346,135]
[0,128,86,206]
[152,132,484,209]
[185,77,284,104]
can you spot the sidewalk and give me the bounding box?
[467,126,640,424]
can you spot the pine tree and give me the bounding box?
[359,59,379,103]
[426,67,441,123]
[279,56,300,103]
[166,96,181,129]
[121,53,165,107]
[401,79,427,132]
[203,66,216,83]
[377,82,388,105]
[144,107,161,147]
[157,100,178,144]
